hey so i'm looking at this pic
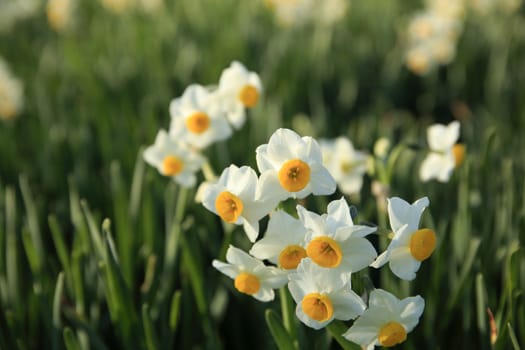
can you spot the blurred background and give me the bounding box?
[0,0,524,349]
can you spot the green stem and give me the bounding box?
[279,287,297,345]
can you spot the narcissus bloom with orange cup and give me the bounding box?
[297,197,377,276]
[142,129,205,187]
[202,164,276,242]
[169,84,232,149]
[370,196,435,280]
[212,245,288,302]
[249,210,308,270]
[343,289,425,349]
[216,61,263,129]
[419,120,465,182]
[288,258,365,329]
[256,128,336,203]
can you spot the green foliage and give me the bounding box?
[0,0,524,349]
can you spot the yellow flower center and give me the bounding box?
[378,322,407,347]
[278,159,311,192]
[238,84,259,108]
[234,272,260,295]
[162,155,184,176]
[306,236,343,268]
[0,101,16,120]
[215,191,244,223]
[185,111,210,134]
[301,293,334,322]
[278,245,307,270]
[409,228,436,261]
[452,143,465,168]
[406,51,430,75]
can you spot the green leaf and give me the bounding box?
[265,309,296,350]
[507,323,521,350]
[326,320,362,350]
[142,303,159,350]
[63,327,81,350]
[169,290,182,332]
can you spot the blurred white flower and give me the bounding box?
[0,58,23,120]
[370,197,435,281]
[47,0,74,32]
[169,84,232,150]
[419,120,464,182]
[249,210,308,270]
[404,1,464,75]
[320,137,368,196]
[216,61,263,129]
[202,165,276,242]
[212,245,288,302]
[143,130,205,188]
[265,0,348,27]
[343,289,425,348]
[297,197,377,276]
[288,258,365,329]
[0,0,39,33]
[256,128,336,202]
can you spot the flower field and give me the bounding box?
[0,0,524,349]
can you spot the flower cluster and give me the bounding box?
[404,0,465,75]
[205,128,435,348]
[0,57,24,121]
[143,61,263,187]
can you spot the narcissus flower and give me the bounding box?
[202,165,276,242]
[320,137,368,196]
[249,210,308,270]
[297,197,377,276]
[46,0,73,32]
[216,61,263,129]
[419,121,464,182]
[143,130,205,187]
[343,289,425,349]
[212,245,288,302]
[169,84,232,149]
[288,258,366,329]
[370,197,435,281]
[0,58,23,120]
[256,128,336,202]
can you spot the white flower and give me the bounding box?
[297,197,377,276]
[0,58,23,120]
[216,61,263,129]
[212,245,288,302]
[249,210,308,270]
[169,84,232,149]
[419,121,464,182]
[370,197,435,281]
[320,137,368,196]
[343,289,425,349]
[46,0,74,32]
[202,165,276,242]
[143,130,205,187]
[256,128,336,203]
[288,258,365,329]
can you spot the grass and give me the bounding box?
[0,0,524,349]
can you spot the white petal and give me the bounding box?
[427,121,460,152]
[256,170,288,203]
[212,260,239,280]
[252,286,275,302]
[242,219,259,243]
[267,128,304,164]
[399,295,425,331]
[389,247,421,281]
[341,238,377,272]
[331,291,366,320]
[309,164,337,196]
[326,197,354,228]
[419,152,448,182]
